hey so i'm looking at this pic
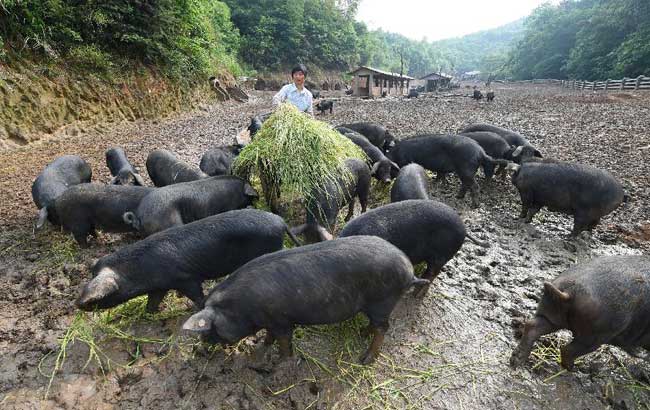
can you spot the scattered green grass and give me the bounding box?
[38,292,209,399]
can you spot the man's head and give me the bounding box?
[291,64,307,87]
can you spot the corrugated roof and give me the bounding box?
[419,72,453,80]
[348,66,415,80]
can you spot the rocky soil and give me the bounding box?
[0,83,649,409]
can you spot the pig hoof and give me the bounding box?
[509,352,523,368]
[413,284,430,299]
[358,350,376,365]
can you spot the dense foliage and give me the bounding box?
[508,0,650,80]
[0,0,241,79]
[224,0,520,77]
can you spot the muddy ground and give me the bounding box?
[1,83,649,409]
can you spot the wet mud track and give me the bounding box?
[1,84,649,409]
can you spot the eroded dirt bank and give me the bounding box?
[1,84,649,409]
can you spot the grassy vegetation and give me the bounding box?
[233,103,366,215]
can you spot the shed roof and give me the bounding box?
[348,66,415,80]
[419,72,453,80]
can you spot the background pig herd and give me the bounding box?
[30,119,648,372]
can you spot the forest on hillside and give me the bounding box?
[0,0,648,81]
[508,0,650,80]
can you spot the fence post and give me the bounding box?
[591,81,596,91]
[581,81,585,90]
[621,78,626,90]
[572,80,576,89]
[636,75,643,90]
[604,79,609,91]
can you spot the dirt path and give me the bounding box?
[1,84,649,409]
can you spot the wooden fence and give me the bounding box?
[503,76,650,91]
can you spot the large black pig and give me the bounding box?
[123,175,258,236]
[338,122,395,153]
[76,209,299,312]
[459,131,515,179]
[460,123,542,162]
[291,159,370,242]
[105,147,146,186]
[339,200,487,297]
[32,155,92,228]
[54,183,153,246]
[199,145,242,176]
[182,235,427,364]
[387,134,509,207]
[336,126,399,183]
[146,149,206,187]
[510,255,650,370]
[390,163,430,202]
[511,161,626,236]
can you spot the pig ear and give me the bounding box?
[534,149,543,158]
[76,267,119,309]
[512,146,523,158]
[506,163,521,173]
[244,183,259,198]
[36,207,49,230]
[543,282,571,302]
[182,309,215,333]
[132,172,146,186]
[370,162,380,175]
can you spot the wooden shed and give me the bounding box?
[419,72,453,91]
[349,66,414,97]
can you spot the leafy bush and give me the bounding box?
[0,0,241,80]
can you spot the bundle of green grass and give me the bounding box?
[233,104,366,209]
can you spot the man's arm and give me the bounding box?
[305,92,314,116]
[272,85,289,107]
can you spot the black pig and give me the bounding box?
[339,122,395,153]
[182,235,426,364]
[146,149,206,187]
[459,131,515,179]
[32,155,92,228]
[53,183,153,246]
[390,164,430,202]
[105,147,146,186]
[291,159,370,242]
[123,175,258,236]
[336,127,399,183]
[511,161,626,236]
[199,145,242,176]
[510,255,650,370]
[316,100,334,114]
[76,209,299,312]
[460,123,542,162]
[339,200,487,297]
[387,134,509,207]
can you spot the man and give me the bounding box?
[272,64,314,116]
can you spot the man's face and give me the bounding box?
[292,71,305,87]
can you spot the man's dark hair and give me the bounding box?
[291,64,307,77]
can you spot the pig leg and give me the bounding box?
[469,181,480,208]
[570,214,590,237]
[344,200,356,222]
[274,329,294,359]
[359,326,386,365]
[360,299,399,364]
[524,206,540,223]
[510,315,559,368]
[560,339,601,370]
[146,290,167,313]
[483,163,495,181]
[178,282,205,310]
[414,262,442,298]
[71,228,90,248]
[357,182,369,214]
